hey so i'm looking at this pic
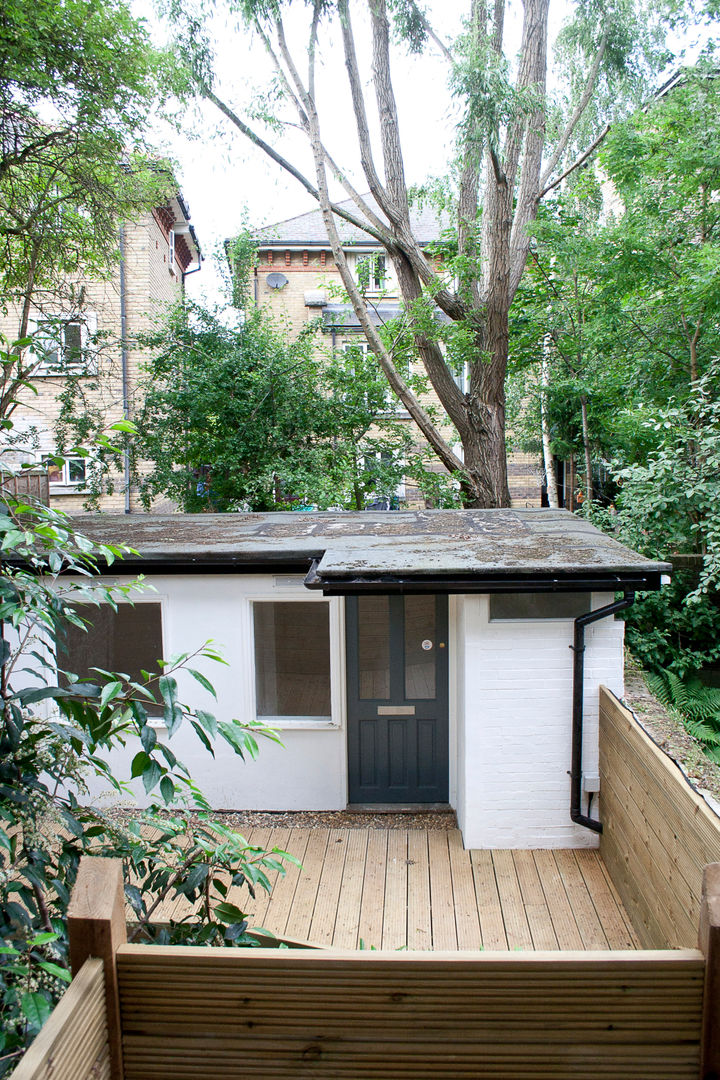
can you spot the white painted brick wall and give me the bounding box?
[455,593,624,849]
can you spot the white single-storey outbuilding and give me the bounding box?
[70,509,669,849]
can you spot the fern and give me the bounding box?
[685,718,720,746]
[647,668,720,761]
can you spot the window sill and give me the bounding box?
[257,717,340,731]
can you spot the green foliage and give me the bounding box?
[0,0,173,473]
[610,366,720,597]
[134,300,458,512]
[645,669,720,761]
[0,450,290,1072]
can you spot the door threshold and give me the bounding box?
[347,803,454,814]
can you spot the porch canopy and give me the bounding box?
[75,509,670,595]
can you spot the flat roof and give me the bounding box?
[74,509,670,594]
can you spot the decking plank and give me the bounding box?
[332,830,369,949]
[553,849,609,950]
[470,849,508,950]
[532,849,584,951]
[428,831,458,950]
[247,828,292,929]
[491,850,534,951]
[447,831,482,950]
[284,829,329,942]
[512,850,559,951]
[574,849,638,950]
[309,829,350,945]
[259,828,311,938]
[357,830,388,950]
[406,830,432,951]
[382,830,409,950]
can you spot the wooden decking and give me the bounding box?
[158,827,640,951]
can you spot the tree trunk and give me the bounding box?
[580,393,593,505]
[540,346,559,507]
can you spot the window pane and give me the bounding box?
[58,604,163,711]
[489,593,592,620]
[254,602,330,717]
[63,322,83,364]
[68,458,86,483]
[357,596,390,700]
[404,595,436,700]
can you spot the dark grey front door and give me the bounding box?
[346,595,449,804]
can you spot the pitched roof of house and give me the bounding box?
[256,195,448,247]
[74,509,669,594]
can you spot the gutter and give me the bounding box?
[119,227,131,514]
[570,592,635,833]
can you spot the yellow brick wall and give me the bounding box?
[5,212,183,513]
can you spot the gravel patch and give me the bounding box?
[623,657,720,808]
[109,807,457,831]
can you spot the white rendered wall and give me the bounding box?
[455,593,624,850]
[78,574,348,811]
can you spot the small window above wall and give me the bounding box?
[57,603,164,714]
[253,601,331,722]
[489,593,593,621]
[168,228,176,276]
[46,455,87,488]
[354,251,387,294]
[30,314,98,376]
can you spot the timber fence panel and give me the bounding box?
[599,686,720,949]
[117,943,704,1080]
[11,958,111,1080]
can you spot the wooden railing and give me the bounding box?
[9,957,110,1080]
[599,686,720,949]
[13,854,720,1080]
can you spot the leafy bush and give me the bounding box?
[0,485,291,1074]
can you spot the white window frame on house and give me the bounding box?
[28,313,98,376]
[352,250,388,295]
[245,584,345,730]
[168,227,177,276]
[46,455,89,489]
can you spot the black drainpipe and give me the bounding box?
[571,592,635,833]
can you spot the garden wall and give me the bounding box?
[599,686,720,948]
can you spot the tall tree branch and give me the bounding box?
[537,123,610,200]
[540,29,610,188]
[200,83,389,245]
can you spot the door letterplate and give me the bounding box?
[377,705,416,716]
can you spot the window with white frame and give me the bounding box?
[30,314,98,375]
[45,455,88,488]
[354,251,387,294]
[168,228,176,276]
[253,601,331,721]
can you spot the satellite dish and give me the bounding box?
[266,273,289,289]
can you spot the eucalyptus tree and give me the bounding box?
[174,0,682,505]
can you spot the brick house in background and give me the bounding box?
[252,198,543,508]
[5,193,201,513]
